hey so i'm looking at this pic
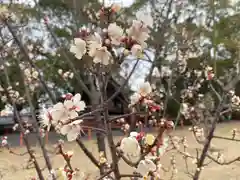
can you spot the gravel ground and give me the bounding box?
[0,121,239,180]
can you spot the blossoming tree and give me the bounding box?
[0,1,240,180]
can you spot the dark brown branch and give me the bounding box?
[207,154,240,165]
[117,150,137,167]
[192,97,226,180]
[81,125,106,134]
[104,59,140,105]
[62,108,103,125]
[108,112,145,122]
[120,174,143,178]
[57,144,73,171]
[97,169,114,180]
[213,135,240,142]
[102,75,121,179]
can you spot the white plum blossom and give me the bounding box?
[70,38,87,59]
[120,135,141,161]
[40,107,53,131]
[194,70,202,77]
[24,68,39,83]
[131,44,143,57]
[58,69,63,75]
[55,167,80,180]
[195,127,204,138]
[138,81,152,97]
[130,82,152,105]
[130,131,138,138]
[87,33,113,65]
[1,136,8,147]
[229,90,235,96]
[231,95,240,106]
[136,11,153,27]
[130,92,141,105]
[180,103,189,117]
[50,102,78,125]
[69,72,74,79]
[24,69,31,77]
[0,85,3,91]
[87,33,103,57]
[136,159,157,178]
[204,66,214,80]
[127,20,149,48]
[58,70,74,80]
[107,23,123,45]
[60,120,83,141]
[64,93,86,112]
[32,71,39,79]
[93,46,113,65]
[1,96,7,103]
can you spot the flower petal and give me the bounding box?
[67,127,80,141]
[51,110,63,122]
[71,120,83,125]
[75,101,86,112]
[73,93,81,103]
[70,45,78,54]
[131,44,142,57]
[130,92,141,105]
[74,38,86,46]
[60,113,69,124]
[60,125,71,135]
[120,137,139,154]
[144,159,156,171]
[53,102,64,110]
[136,160,149,176]
[130,131,138,138]
[68,111,78,119]
[75,53,84,60]
[64,100,74,109]
[139,82,152,96]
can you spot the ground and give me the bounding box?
[0,121,240,180]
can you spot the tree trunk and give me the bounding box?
[90,76,106,175]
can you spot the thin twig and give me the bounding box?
[206,154,240,165]
[213,135,240,142]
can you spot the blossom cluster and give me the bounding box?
[118,119,174,179]
[40,93,86,141]
[130,82,161,112]
[229,90,240,110]
[69,18,150,65]
[58,69,74,80]
[24,68,39,83]
[20,64,40,91]
[0,85,24,104]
